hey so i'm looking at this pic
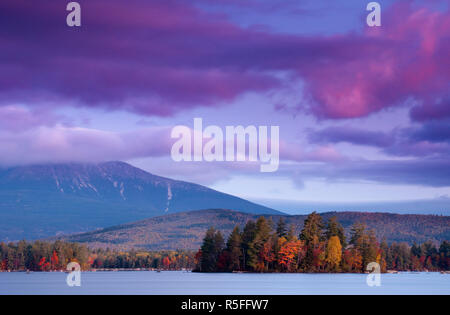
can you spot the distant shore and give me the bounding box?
[2,269,450,274]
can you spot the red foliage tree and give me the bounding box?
[51,251,59,270]
[278,240,301,272]
[162,256,171,270]
[38,257,50,271]
[217,251,230,271]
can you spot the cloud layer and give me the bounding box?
[0,0,448,120]
[0,0,449,193]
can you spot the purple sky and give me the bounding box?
[0,0,449,208]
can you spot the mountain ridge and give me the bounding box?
[0,161,281,241]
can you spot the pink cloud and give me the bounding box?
[280,140,346,163]
[301,1,450,119]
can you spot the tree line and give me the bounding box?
[2,213,449,273]
[0,240,196,271]
[196,212,450,273]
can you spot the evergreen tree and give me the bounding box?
[200,227,224,272]
[226,226,242,271]
[286,225,296,241]
[411,242,423,257]
[248,217,272,271]
[241,220,257,271]
[349,223,379,270]
[276,218,288,238]
[362,230,379,268]
[325,217,346,248]
[439,241,450,270]
[349,222,366,248]
[300,212,324,244]
[256,217,272,242]
[299,212,324,271]
[422,241,438,257]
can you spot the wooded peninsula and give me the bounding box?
[195,212,450,273]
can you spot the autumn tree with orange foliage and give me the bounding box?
[278,239,302,272]
[326,236,342,272]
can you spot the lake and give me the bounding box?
[0,271,448,295]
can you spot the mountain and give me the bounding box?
[56,209,450,251]
[0,162,281,241]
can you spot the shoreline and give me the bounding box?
[1,269,449,274]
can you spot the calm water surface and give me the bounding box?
[0,271,448,295]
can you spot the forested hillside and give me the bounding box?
[56,209,450,251]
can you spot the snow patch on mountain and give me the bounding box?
[165,184,172,212]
